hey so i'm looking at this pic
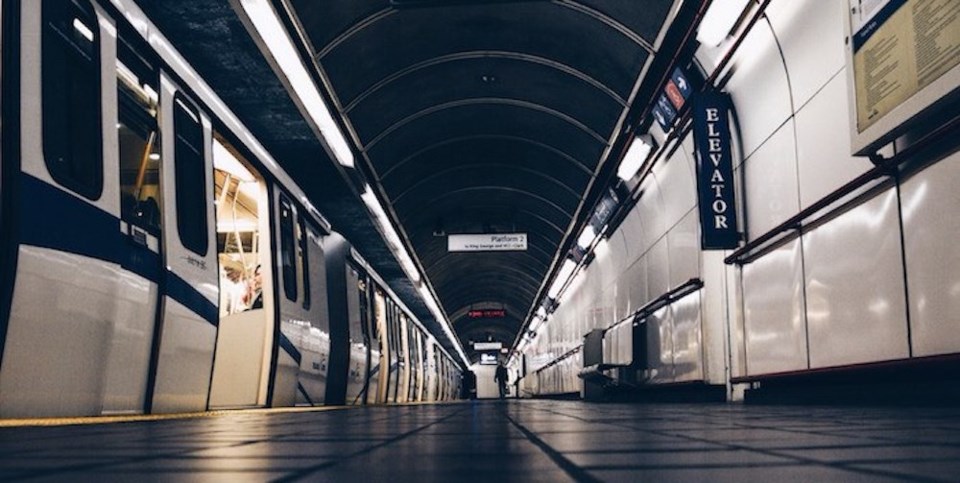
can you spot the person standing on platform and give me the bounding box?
[495,363,508,399]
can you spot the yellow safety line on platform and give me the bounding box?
[0,405,353,428]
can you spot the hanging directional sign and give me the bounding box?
[448,233,527,252]
[693,92,739,249]
[666,67,692,108]
[652,94,677,131]
[653,66,692,130]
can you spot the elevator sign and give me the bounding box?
[693,92,739,249]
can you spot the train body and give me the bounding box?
[0,0,460,418]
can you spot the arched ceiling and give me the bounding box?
[282,0,683,359]
[135,0,698,364]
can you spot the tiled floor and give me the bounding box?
[1,400,959,482]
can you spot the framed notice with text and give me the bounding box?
[845,0,960,155]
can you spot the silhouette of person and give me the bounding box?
[495,363,508,399]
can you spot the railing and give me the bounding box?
[530,278,704,376]
[533,345,582,376]
[724,113,960,266]
[603,278,704,334]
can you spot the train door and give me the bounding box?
[424,342,437,402]
[344,263,368,404]
[0,0,127,417]
[267,192,310,406]
[397,313,410,403]
[385,302,396,403]
[297,217,330,405]
[362,278,381,405]
[438,356,446,401]
[374,288,389,403]
[207,137,274,409]
[149,78,218,413]
[0,0,12,387]
[106,29,164,414]
[387,304,401,403]
[411,327,423,402]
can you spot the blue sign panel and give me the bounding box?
[652,93,677,130]
[671,67,692,98]
[693,92,739,249]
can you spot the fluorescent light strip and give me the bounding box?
[237,0,355,168]
[360,186,421,285]
[576,225,598,250]
[419,285,470,365]
[696,0,750,47]
[616,135,653,181]
[547,259,577,300]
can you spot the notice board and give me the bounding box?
[846,0,959,155]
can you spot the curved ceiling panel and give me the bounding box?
[366,103,607,170]
[310,2,650,102]
[346,56,625,141]
[282,0,681,360]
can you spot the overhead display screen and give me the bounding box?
[847,0,960,154]
[480,353,499,365]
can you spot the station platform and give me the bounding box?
[1,400,959,482]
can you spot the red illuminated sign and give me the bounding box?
[467,309,506,319]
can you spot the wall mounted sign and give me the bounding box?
[468,309,506,319]
[846,0,960,154]
[693,92,739,249]
[653,67,692,130]
[448,233,527,252]
[474,342,503,351]
[652,93,678,130]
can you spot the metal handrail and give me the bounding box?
[603,278,704,334]
[533,345,582,376]
[528,278,704,375]
[725,112,960,266]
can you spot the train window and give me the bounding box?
[279,194,298,302]
[357,276,369,340]
[42,0,103,200]
[298,215,311,310]
[213,137,264,316]
[173,94,209,256]
[117,38,161,232]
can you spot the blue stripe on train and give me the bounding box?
[278,332,303,365]
[18,173,217,325]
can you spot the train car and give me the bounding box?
[0,0,461,418]
[324,236,462,405]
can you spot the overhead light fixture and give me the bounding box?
[236,0,355,168]
[696,0,750,47]
[418,283,470,366]
[576,225,598,250]
[616,135,653,181]
[547,259,577,300]
[360,186,420,285]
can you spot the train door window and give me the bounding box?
[357,274,369,339]
[298,215,311,310]
[278,194,298,302]
[42,0,103,200]
[117,36,161,231]
[173,94,208,255]
[213,136,264,316]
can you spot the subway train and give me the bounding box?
[0,0,460,418]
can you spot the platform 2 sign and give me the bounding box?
[448,233,527,252]
[693,92,739,250]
